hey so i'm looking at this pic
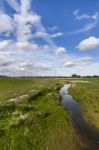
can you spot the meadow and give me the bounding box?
[69,77,99,128]
[0,77,99,150]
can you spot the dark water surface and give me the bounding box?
[60,84,99,150]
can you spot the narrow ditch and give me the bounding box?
[60,84,99,150]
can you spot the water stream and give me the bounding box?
[60,84,99,150]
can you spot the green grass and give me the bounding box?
[69,78,99,128]
[0,77,87,150]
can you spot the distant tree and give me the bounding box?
[72,74,81,78]
[85,76,92,78]
[93,75,98,78]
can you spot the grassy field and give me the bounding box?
[0,77,88,150]
[69,78,99,128]
[0,77,99,150]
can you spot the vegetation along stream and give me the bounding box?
[60,84,99,150]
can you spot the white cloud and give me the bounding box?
[16,41,29,48]
[0,11,13,33]
[0,40,11,49]
[6,0,51,48]
[64,61,76,67]
[71,20,97,34]
[12,0,55,47]
[14,12,41,44]
[48,26,58,32]
[34,31,63,39]
[3,0,63,49]
[64,57,92,67]
[0,1,98,76]
[78,57,92,62]
[71,10,99,34]
[55,47,67,54]
[20,0,31,15]
[16,41,40,50]
[34,31,47,38]
[77,36,99,50]
[33,63,52,70]
[6,0,19,12]
[51,32,63,38]
[73,9,97,20]
[19,62,52,72]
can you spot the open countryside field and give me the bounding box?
[0,77,99,150]
[69,77,99,128]
[0,0,99,149]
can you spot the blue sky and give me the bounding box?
[0,0,99,76]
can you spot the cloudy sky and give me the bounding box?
[0,0,99,76]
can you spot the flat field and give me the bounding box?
[0,77,99,150]
[69,78,99,128]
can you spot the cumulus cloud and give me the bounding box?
[14,9,41,45]
[16,41,29,49]
[64,61,76,67]
[17,62,52,74]
[0,11,13,33]
[4,0,53,47]
[0,0,66,55]
[0,0,97,76]
[0,40,11,49]
[55,47,67,54]
[77,36,99,50]
[64,57,92,67]
[0,0,66,54]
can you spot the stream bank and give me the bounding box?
[60,84,99,150]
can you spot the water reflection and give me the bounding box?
[60,84,99,150]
